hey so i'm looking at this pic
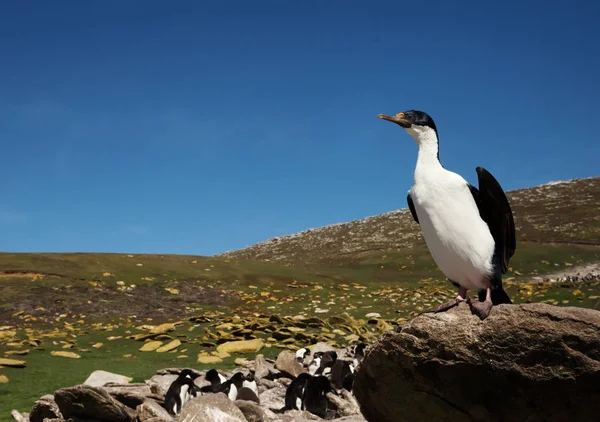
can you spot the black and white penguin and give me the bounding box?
[307,352,323,375]
[330,359,355,391]
[242,372,259,396]
[351,343,367,368]
[378,110,516,319]
[296,347,310,365]
[218,372,245,401]
[284,373,312,411]
[199,368,226,394]
[237,386,261,404]
[315,351,337,376]
[164,369,201,416]
[303,375,334,418]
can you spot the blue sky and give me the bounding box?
[1,0,598,255]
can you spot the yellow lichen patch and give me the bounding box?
[4,350,30,356]
[102,272,113,277]
[156,339,181,353]
[92,343,103,348]
[0,374,8,384]
[164,288,179,295]
[197,355,223,364]
[0,358,26,368]
[139,341,163,352]
[0,330,16,340]
[51,351,81,359]
[148,322,182,335]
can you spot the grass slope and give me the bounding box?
[219,176,600,261]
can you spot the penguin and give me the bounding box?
[199,368,225,394]
[237,386,260,404]
[315,351,337,376]
[242,372,259,396]
[351,343,367,368]
[164,369,201,416]
[284,373,312,411]
[307,352,323,375]
[378,110,516,320]
[303,375,334,418]
[330,359,355,391]
[296,347,310,365]
[218,372,245,401]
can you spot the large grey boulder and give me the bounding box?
[54,385,136,422]
[275,351,306,378]
[354,303,600,422]
[29,394,61,422]
[179,393,247,422]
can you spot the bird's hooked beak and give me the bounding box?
[377,112,411,128]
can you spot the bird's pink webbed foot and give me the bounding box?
[427,286,468,314]
[467,287,493,320]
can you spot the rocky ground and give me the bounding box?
[11,341,366,422]
[10,302,600,422]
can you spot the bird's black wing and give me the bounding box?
[470,167,516,276]
[407,194,419,224]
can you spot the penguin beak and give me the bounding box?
[378,113,411,128]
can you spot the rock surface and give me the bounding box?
[84,370,133,387]
[54,385,136,422]
[29,395,62,422]
[354,303,600,422]
[275,351,306,378]
[137,399,174,422]
[179,393,247,421]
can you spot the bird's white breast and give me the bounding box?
[411,168,495,290]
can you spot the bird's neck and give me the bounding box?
[413,133,442,183]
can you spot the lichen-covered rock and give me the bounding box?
[354,303,600,422]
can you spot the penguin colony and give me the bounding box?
[164,342,367,418]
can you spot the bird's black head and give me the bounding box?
[179,369,200,380]
[205,369,220,383]
[353,342,367,357]
[230,372,246,387]
[377,110,438,136]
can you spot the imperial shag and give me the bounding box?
[378,110,516,320]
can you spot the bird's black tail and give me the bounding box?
[479,286,512,305]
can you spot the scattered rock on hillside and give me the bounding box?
[354,303,600,422]
[84,370,133,387]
